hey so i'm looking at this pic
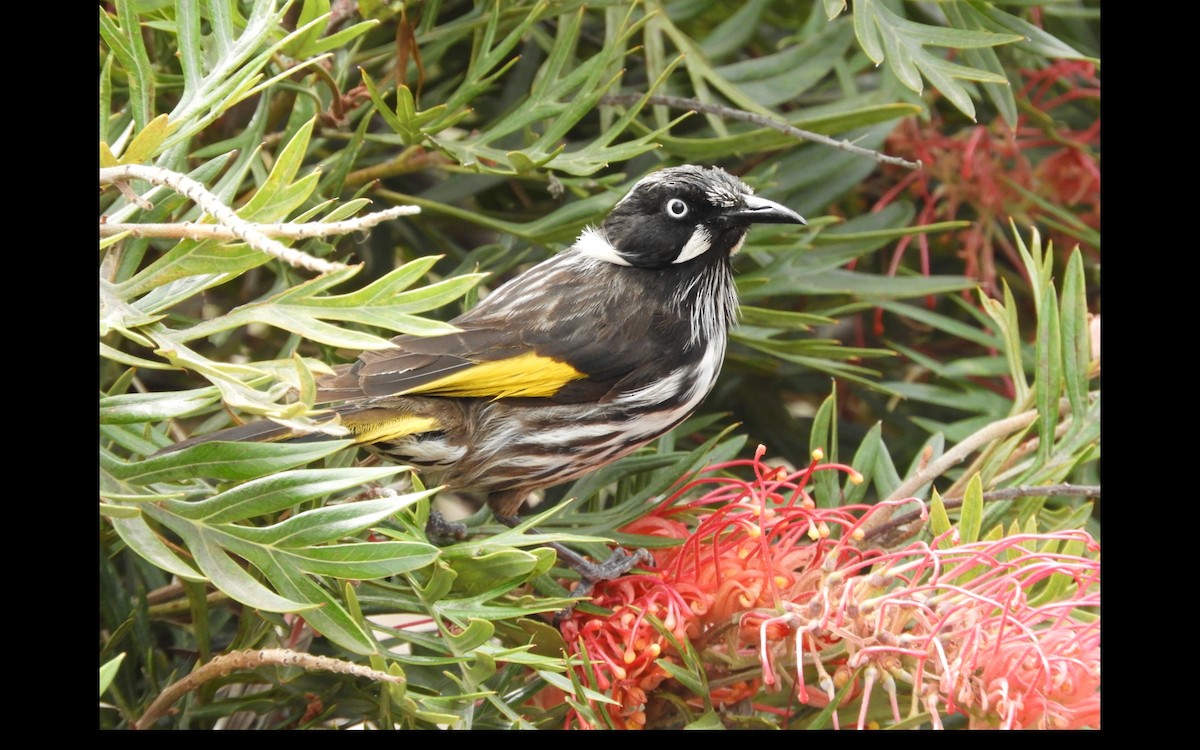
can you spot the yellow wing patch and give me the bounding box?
[400,351,585,399]
[342,414,441,444]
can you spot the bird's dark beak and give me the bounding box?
[725,194,807,226]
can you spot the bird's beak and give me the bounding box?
[725,194,807,226]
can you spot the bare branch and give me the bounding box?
[133,648,402,729]
[99,164,353,274]
[99,205,420,240]
[862,483,1100,543]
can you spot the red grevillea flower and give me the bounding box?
[868,60,1099,320]
[554,446,1100,730]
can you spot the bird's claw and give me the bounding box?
[552,547,654,625]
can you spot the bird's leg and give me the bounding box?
[492,506,653,622]
[424,508,468,544]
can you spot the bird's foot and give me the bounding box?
[491,514,654,624]
[424,509,468,544]
[550,545,655,625]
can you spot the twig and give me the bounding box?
[99,205,420,240]
[862,483,1101,543]
[100,164,350,275]
[857,410,1039,539]
[600,93,923,170]
[132,648,403,729]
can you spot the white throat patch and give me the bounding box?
[574,226,631,266]
[672,226,712,264]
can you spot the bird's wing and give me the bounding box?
[317,321,655,404]
[318,250,684,405]
[318,313,675,405]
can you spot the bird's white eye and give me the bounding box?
[665,198,689,219]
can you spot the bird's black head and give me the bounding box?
[578,165,806,270]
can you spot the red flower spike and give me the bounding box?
[551,450,1098,730]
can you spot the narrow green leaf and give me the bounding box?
[109,514,205,582]
[1060,249,1090,418]
[239,118,317,217]
[175,0,202,90]
[537,669,620,706]
[225,488,436,547]
[655,659,707,697]
[872,440,902,499]
[967,0,1090,60]
[283,0,331,57]
[445,547,545,594]
[684,710,726,729]
[151,510,311,612]
[1035,283,1062,464]
[110,440,356,484]
[699,0,771,60]
[853,0,884,63]
[287,541,440,579]
[302,19,380,57]
[99,653,126,696]
[812,386,841,507]
[119,114,174,164]
[844,422,881,505]
[100,388,222,425]
[947,2,1018,126]
[958,474,984,544]
[172,466,408,522]
[804,665,861,729]
[100,53,114,142]
[928,488,952,541]
[413,560,457,604]
[444,619,495,653]
[254,553,376,654]
[113,0,154,129]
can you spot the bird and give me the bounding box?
[164,165,806,584]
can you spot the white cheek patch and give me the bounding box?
[729,235,746,256]
[673,226,712,264]
[575,226,631,266]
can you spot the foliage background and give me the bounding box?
[99,0,1099,729]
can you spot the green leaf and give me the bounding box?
[146,506,312,612]
[1060,249,1091,419]
[944,2,1018,126]
[219,487,436,547]
[444,619,496,653]
[99,653,126,697]
[1035,283,1062,464]
[180,261,482,348]
[980,282,1029,403]
[117,114,174,165]
[169,466,410,522]
[252,553,376,654]
[110,440,364,485]
[656,658,707,697]
[285,541,440,579]
[856,0,1022,120]
[958,473,984,544]
[684,710,726,729]
[810,387,839,507]
[99,388,223,425]
[929,488,952,541]
[444,546,550,595]
[967,0,1091,60]
[109,514,205,582]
